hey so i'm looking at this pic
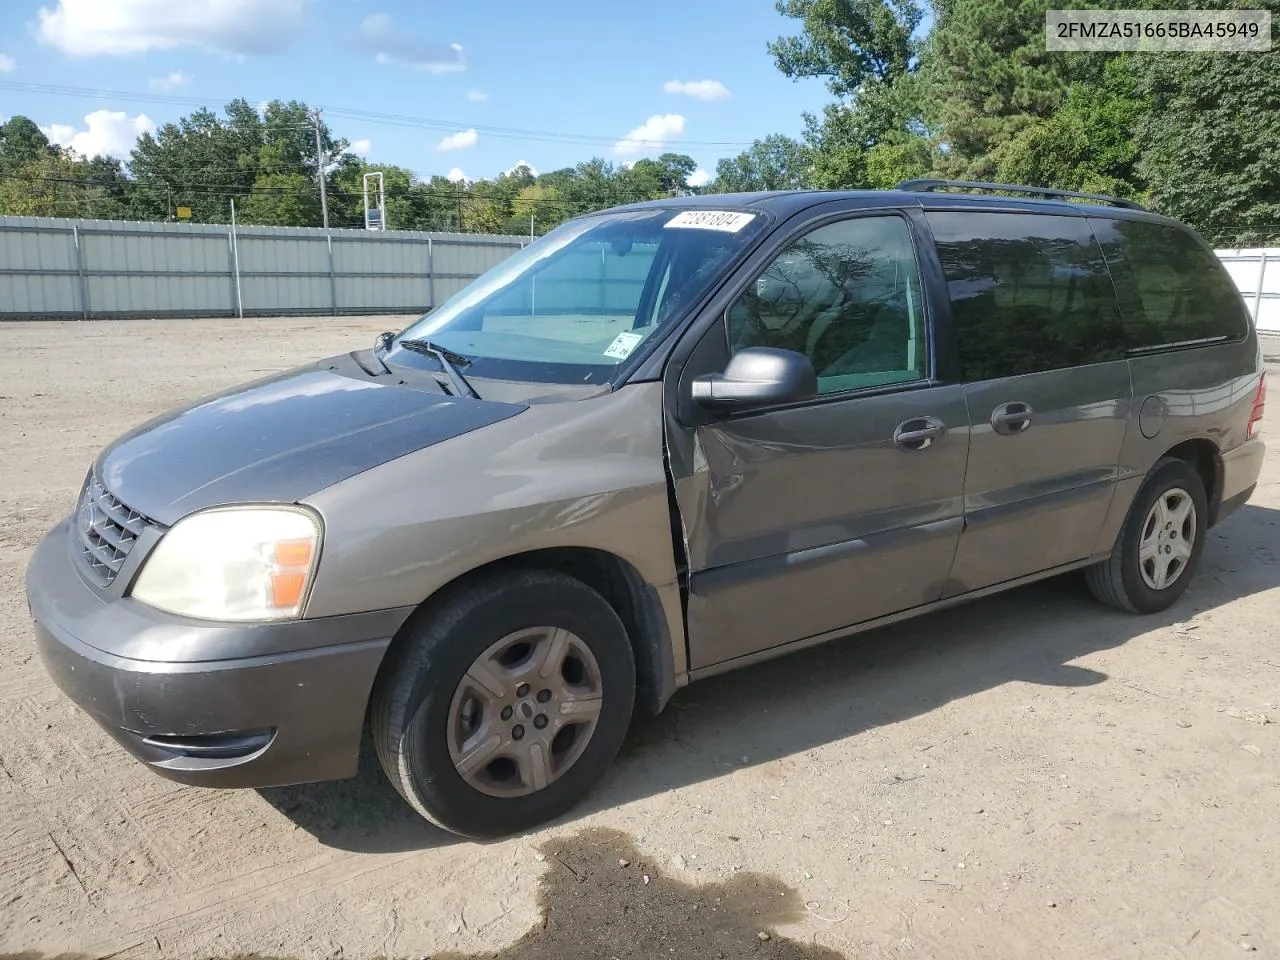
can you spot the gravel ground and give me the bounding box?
[1,317,1278,960]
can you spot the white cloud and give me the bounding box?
[446,167,468,183]
[437,128,478,152]
[615,114,686,156]
[466,89,488,102]
[0,54,15,72]
[36,0,306,57]
[348,139,373,158]
[148,70,191,92]
[42,110,156,160]
[663,79,731,102]
[355,13,466,73]
[505,160,538,177]
[688,168,712,188]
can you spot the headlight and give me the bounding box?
[131,507,322,621]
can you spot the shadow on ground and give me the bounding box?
[1,828,835,960]
[262,503,1280,853]
[258,734,456,852]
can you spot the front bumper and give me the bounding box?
[27,519,413,788]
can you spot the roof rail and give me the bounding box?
[894,178,1146,211]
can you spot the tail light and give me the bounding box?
[1249,372,1266,439]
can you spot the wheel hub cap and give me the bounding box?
[446,627,603,798]
[1138,488,1196,591]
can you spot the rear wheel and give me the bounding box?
[371,570,635,838]
[1086,457,1207,614]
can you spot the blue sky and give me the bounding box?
[0,0,833,185]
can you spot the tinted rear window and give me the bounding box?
[927,211,1126,381]
[1088,217,1250,350]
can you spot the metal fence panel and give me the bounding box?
[6,217,1279,338]
[1216,248,1280,333]
[0,215,527,320]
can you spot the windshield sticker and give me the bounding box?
[603,330,645,360]
[664,210,756,233]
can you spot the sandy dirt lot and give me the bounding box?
[1,317,1278,960]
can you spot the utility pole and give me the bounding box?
[312,108,330,230]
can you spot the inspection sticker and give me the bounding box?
[603,330,645,360]
[665,210,756,233]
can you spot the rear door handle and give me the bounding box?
[894,416,946,450]
[991,401,1034,435]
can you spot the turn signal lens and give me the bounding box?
[1249,372,1266,439]
[275,539,314,568]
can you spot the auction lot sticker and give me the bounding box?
[665,211,757,233]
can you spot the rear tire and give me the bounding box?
[1086,456,1207,614]
[371,570,635,838]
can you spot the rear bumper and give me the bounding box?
[1215,437,1265,525]
[27,519,410,788]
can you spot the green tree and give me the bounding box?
[237,172,321,226]
[863,135,933,188]
[769,0,933,190]
[127,98,344,224]
[769,0,923,98]
[993,57,1144,199]
[331,162,417,229]
[512,183,565,234]
[711,135,813,192]
[925,0,1106,178]
[1127,22,1280,243]
[0,116,57,172]
[0,149,118,217]
[129,104,260,221]
[0,119,133,218]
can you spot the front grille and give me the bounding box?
[74,475,155,586]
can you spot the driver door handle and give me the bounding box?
[894,416,946,450]
[991,401,1034,435]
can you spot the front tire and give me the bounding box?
[371,570,635,838]
[1086,456,1208,614]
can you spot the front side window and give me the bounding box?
[1089,217,1250,350]
[728,215,927,395]
[391,208,768,384]
[928,211,1126,382]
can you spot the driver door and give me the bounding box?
[669,211,971,672]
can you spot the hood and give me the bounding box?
[96,359,525,526]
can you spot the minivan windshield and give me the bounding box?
[390,207,769,385]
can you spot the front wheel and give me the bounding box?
[1086,456,1208,614]
[371,570,636,838]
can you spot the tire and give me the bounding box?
[371,569,636,838]
[1085,456,1208,614]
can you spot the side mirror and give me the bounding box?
[691,347,817,412]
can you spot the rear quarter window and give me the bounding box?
[1088,217,1250,350]
[927,211,1127,382]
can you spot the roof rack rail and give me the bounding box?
[894,178,1146,211]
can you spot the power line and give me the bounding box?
[0,78,761,149]
[0,170,659,205]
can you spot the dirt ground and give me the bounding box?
[1,317,1278,960]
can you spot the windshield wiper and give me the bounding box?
[369,331,395,374]
[396,338,479,399]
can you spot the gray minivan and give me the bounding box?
[27,181,1266,838]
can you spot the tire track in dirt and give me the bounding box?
[4,828,842,960]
